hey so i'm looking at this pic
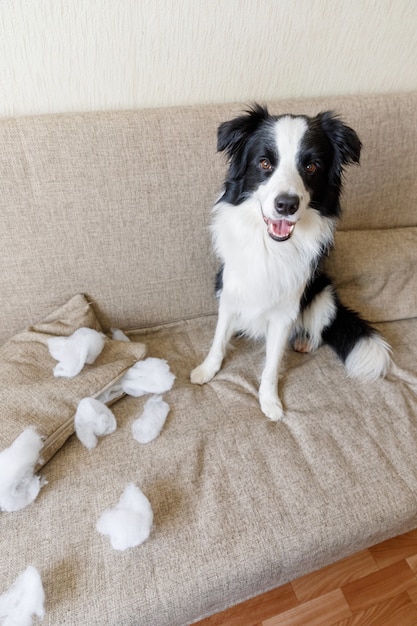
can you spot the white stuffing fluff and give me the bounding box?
[110,328,130,342]
[48,327,105,378]
[74,398,117,450]
[120,357,175,397]
[0,566,45,626]
[131,395,170,444]
[95,380,124,405]
[0,429,45,513]
[96,483,153,551]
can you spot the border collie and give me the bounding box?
[191,105,391,421]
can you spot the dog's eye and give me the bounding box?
[305,162,318,175]
[259,158,272,171]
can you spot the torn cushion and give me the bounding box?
[0,294,146,469]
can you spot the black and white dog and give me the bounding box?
[191,105,391,421]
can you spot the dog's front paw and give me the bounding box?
[190,363,217,385]
[259,394,284,422]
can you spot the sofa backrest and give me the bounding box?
[1,92,416,343]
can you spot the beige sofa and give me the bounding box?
[0,92,417,625]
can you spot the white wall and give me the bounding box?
[0,0,416,117]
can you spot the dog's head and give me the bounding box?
[217,104,361,241]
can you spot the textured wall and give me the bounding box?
[0,0,416,116]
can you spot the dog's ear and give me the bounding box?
[217,104,270,159]
[317,111,362,166]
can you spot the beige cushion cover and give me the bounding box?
[0,294,146,467]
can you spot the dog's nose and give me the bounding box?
[274,194,300,216]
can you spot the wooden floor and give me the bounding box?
[196,529,417,626]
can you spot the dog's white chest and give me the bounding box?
[213,208,311,331]
[211,199,335,335]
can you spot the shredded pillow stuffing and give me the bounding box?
[131,395,170,444]
[74,398,117,450]
[96,483,153,551]
[120,357,175,397]
[0,429,45,513]
[0,566,45,626]
[48,327,106,378]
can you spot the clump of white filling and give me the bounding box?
[0,429,45,513]
[120,357,175,397]
[74,398,117,450]
[131,395,170,444]
[110,328,130,342]
[0,566,45,626]
[96,356,175,408]
[96,483,153,551]
[48,327,105,378]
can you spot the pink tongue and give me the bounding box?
[269,219,294,238]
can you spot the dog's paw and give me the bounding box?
[259,395,284,422]
[292,335,314,353]
[190,363,216,385]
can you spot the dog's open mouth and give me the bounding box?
[262,216,295,242]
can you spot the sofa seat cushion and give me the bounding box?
[1,315,416,625]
